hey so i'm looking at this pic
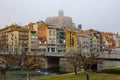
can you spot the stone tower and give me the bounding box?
[58,10,64,17]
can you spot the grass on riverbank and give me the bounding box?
[36,72,120,80]
[101,66,120,74]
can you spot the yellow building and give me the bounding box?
[65,29,77,52]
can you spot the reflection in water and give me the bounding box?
[7,70,26,80]
[6,69,57,80]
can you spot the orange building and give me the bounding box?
[101,32,118,52]
[38,22,48,52]
[83,29,102,52]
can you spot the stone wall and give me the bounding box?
[98,60,120,71]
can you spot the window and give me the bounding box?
[48,48,50,52]
[52,40,56,43]
[41,41,46,44]
[53,31,56,36]
[49,30,52,36]
[31,40,35,44]
[39,41,41,44]
[32,36,35,38]
[49,40,52,43]
[51,48,55,52]
[48,44,55,46]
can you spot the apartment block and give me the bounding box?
[38,22,48,52]
[25,23,39,52]
[47,26,57,52]
[0,24,29,53]
[56,28,66,52]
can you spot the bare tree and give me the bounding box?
[21,51,42,80]
[77,51,102,80]
[0,33,21,80]
[66,49,102,80]
[0,52,20,80]
[65,50,79,74]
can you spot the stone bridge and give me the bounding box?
[30,52,120,71]
[97,52,120,71]
[0,51,120,71]
[30,52,65,57]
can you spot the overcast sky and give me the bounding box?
[0,0,120,33]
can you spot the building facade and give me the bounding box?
[56,28,66,52]
[0,24,29,53]
[1,22,120,54]
[66,29,77,52]
[47,26,57,52]
[38,22,48,52]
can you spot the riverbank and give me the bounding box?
[101,66,120,74]
[36,72,120,80]
[5,69,58,80]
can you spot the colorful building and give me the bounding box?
[115,33,120,52]
[65,29,77,52]
[47,26,57,52]
[0,21,120,54]
[38,22,48,52]
[83,29,103,52]
[56,28,66,52]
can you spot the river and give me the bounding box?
[5,69,58,80]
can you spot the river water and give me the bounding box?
[5,69,58,80]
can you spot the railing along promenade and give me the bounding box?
[0,51,120,59]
